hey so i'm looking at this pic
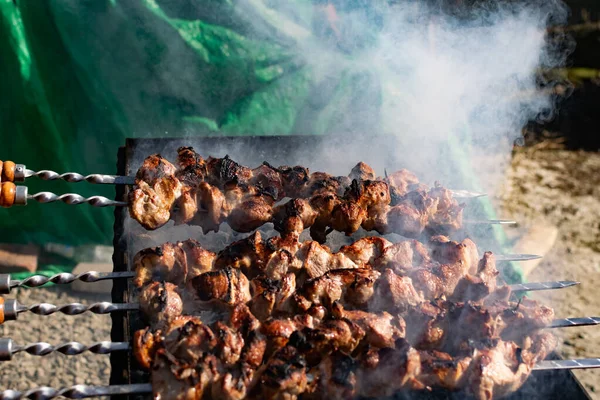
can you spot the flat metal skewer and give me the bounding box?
[0,383,152,400]
[0,272,135,294]
[0,299,138,323]
[449,190,486,199]
[548,317,600,328]
[0,339,130,361]
[509,280,579,292]
[463,219,517,225]
[495,254,542,262]
[534,358,600,371]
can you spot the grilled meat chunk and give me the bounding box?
[255,346,309,400]
[331,302,406,348]
[178,239,216,280]
[250,273,296,321]
[298,268,381,310]
[133,242,188,288]
[190,267,251,306]
[372,269,425,312]
[139,282,183,326]
[349,162,376,181]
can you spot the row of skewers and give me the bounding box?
[0,156,513,239]
[0,151,598,400]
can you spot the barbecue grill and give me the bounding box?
[0,136,595,399]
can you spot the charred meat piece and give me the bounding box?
[151,349,220,400]
[205,155,253,187]
[190,266,251,306]
[250,163,286,201]
[228,194,275,233]
[465,339,532,400]
[299,268,381,310]
[174,186,198,225]
[175,147,206,187]
[133,242,187,288]
[162,316,218,365]
[129,176,181,230]
[178,239,216,281]
[135,154,178,185]
[250,273,296,321]
[272,198,317,236]
[338,236,391,266]
[384,169,420,197]
[374,239,431,274]
[429,236,480,275]
[133,327,162,370]
[349,161,376,181]
[418,350,472,391]
[305,353,359,400]
[294,241,357,280]
[254,346,309,400]
[450,252,499,302]
[429,184,465,231]
[371,269,424,312]
[194,182,227,233]
[356,339,425,397]
[139,282,183,327]
[213,232,271,277]
[331,302,406,348]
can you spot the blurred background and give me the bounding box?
[1,0,600,397]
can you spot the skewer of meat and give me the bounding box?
[128,150,499,240]
[132,234,503,315]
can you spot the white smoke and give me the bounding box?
[230,0,569,193]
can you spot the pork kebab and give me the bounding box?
[132,233,501,315]
[129,147,464,241]
[131,234,557,400]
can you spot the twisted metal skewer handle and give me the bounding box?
[28,191,127,207]
[0,161,134,185]
[0,338,129,361]
[0,299,138,324]
[0,272,135,294]
[0,383,152,400]
[22,167,135,185]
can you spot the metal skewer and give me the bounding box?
[1,272,570,296]
[463,219,517,225]
[14,164,136,185]
[495,254,542,262]
[0,383,152,400]
[0,338,129,361]
[534,358,600,371]
[27,190,127,207]
[0,356,596,399]
[13,164,486,198]
[0,272,135,294]
[548,317,600,328]
[0,299,138,324]
[1,185,126,208]
[509,280,580,292]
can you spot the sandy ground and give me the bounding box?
[0,144,599,398]
[499,144,600,398]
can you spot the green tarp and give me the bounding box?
[0,0,520,281]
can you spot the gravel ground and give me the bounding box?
[1,144,599,398]
[0,285,112,391]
